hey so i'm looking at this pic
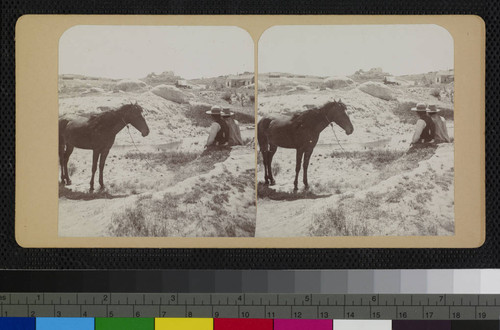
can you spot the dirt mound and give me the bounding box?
[115,79,148,92]
[296,85,311,91]
[323,76,355,89]
[358,81,394,101]
[151,84,188,103]
[189,101,212,113]
[89,87,105,93]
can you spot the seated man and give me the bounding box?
[410,103,435,146]
[427,104,451,143]
[205,105,229,148]
[221,107,244,146]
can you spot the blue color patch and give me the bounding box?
[0,317,35,330]
[36,317,95,330]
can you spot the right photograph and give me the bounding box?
[256,24,455,237]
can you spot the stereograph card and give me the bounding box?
[15,15,485,248]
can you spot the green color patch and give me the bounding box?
[96,318,154,330]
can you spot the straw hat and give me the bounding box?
[411,103,428,112]
[205,105,222,115]
[427,104,441,113]
[221,107,235,117]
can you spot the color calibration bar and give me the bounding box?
[1,270,499,294]
[1,318,500,330]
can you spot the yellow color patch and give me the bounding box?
[155,318,213,330]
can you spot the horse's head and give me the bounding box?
[323,99,354,135]
[122,102,150,137]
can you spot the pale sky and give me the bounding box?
[59,25,254,79]
[259,25,454,76]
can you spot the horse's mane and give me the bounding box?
[87,105,128,130]
[290,101,340,126]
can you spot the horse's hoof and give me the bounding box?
[66,181,72,186]
[264,181,269,186]
[304,185,309,191]
[89,188,94,193]
[270,180,276,186]
[293,186,298,192]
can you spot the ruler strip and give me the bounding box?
[0,294,498,320]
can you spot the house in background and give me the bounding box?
[175,80,190,88]
[225,74,255,88]
[383,76,398,85]
[436,70,454,84]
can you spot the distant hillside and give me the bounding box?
[260,72,325,79]
[349,67,391,83]
[141,71,182,86]
[398,69,454,85]
[190,72,255,89]
[59,74,117,82]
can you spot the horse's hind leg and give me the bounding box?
[59,138,66,184]
[89,150,99,193]
[267,144,277,186]
[63,145,74,185]
[302,150,313,190]
[294,150,304,191]
[98,149,110,191]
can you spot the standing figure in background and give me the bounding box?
[427,104,451,143]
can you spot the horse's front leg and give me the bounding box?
[294,150,304,191]
[89,150,99,193]
[262,151,269,185]
[302,150,313,190]
[268,145,277,186]
[98,149,110,191]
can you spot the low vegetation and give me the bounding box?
[108,169,256,237]
[392,101,418,124]
[308,146,454,237]
[124,150,199,167]
[257,183,331,201]
[59,184,127,200]
[329,149,406,170]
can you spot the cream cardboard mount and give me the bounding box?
[15,15,485,248]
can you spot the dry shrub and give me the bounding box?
[430,88,441,98]
[221,91,232,103]
[392,101,418,124]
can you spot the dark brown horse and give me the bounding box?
[258,100,354,190]
[59,102,150,192]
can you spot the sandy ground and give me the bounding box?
[58,78,256,237]
[59,143,255,237]
[256,83,454,237]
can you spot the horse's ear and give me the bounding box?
[338,98,342,103]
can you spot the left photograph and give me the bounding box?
[58,25,256,237]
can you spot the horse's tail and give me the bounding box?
[58,117,69,134]
[58,117,69,157]
[257,117,272,152]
